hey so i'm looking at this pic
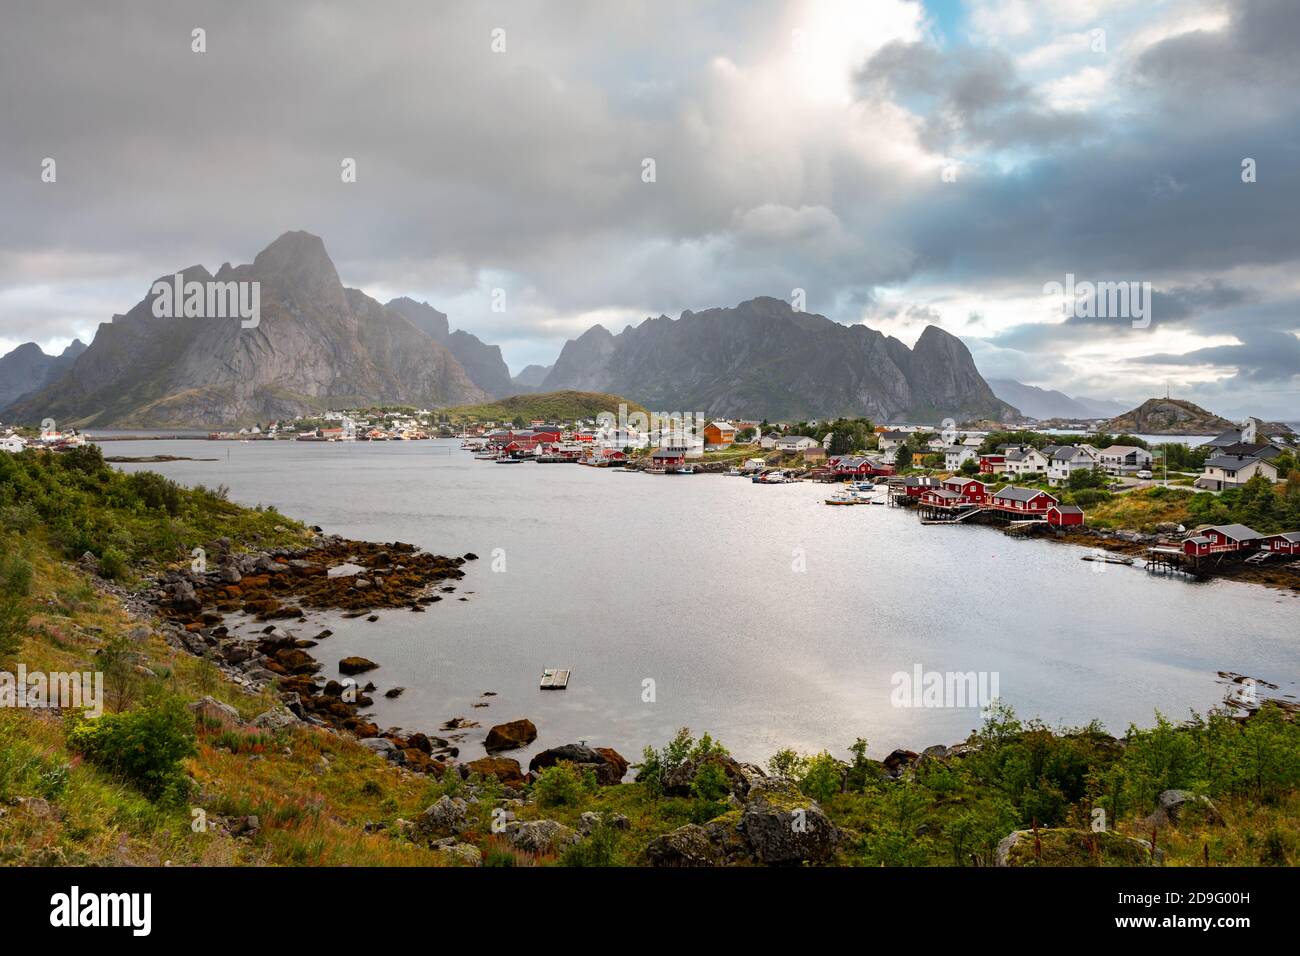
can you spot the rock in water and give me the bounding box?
[484,718,537,752]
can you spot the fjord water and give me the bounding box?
[109,439,1298,766]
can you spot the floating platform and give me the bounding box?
[540,668,571,690]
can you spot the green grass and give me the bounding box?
[440,390,648,424]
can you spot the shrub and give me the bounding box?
[799,751,843,803]
[98,546,129,581]
[532,763,596,808]
[66,695,197,805]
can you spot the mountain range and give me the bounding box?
[4,233,487,427]
[0,339,86,409]
[540,297,1016,422]
[2,231,1016,427]
[986,378,1130,421]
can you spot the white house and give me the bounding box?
[759,431,783,450]
[1003,445,1049,477]
[1195,454,1278,491]
[0,435,26,454]
[943,445,978,471]
[1045,445,1100,486]
[1097,445,1153,476]
[776,435,819,453]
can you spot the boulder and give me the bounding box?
[505,819,580,855]
[188,695,241,727]
[464,756,526,787]
[434,842,482,867]
[338,656,379,675]
[1157,789,1224,827]
[359,738,397,756]
[528,744,628,785]
[484,718,537,752]
[996,828,1165,866]
[882,749,920,776]
[738,777,841,865]
[644,824,723,867]
[251,708,299,731]
[421,795,469,833]
[660,752,751,798]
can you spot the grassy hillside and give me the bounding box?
[441,390,647,423]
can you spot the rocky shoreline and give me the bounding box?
[148,534,485,773]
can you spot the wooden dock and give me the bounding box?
[539,668,570,690]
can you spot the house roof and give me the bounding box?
[1204,454,1273,471]
[1203,523,1262,542]
[1205,428,1244,447]
[651,449,683,459]
[706,421,734,431]
[994,486,1055,502]
[924,488,964,500]
[1099,445,1147,457]
[881,430,910,438]
[1050,504,1084,514]
[902,475,937,487]
[778,435,814,444]
[1219,442,1282,459]
[1266,531,1300,543]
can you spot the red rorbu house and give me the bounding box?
[990,486,1058,517]
[900,475,938,497]
[531,426,562,442]
[1263,531,1300,555]
[979,453,1006,474]
[1181,524,1262,557]
[1263,530,1300,554]
[649,449,685,470]
[941,477,988,504]
[1046,504,1085,526]
[918,487,967,510]
[829,455,895,477]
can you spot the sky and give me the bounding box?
[1,0,1297,419]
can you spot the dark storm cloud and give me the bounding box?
[857,41,1099,152]
[0,0,1298,414]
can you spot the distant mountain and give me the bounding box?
[511,364,553,390]
[0,339,86,409]
[987,378,1128,420]
[1072,395,1131,418]
[541,297,1015,422]
[1104,399,1237,435]
[4,232,488,427]
[385,297,513,398]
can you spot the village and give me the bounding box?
[3,406,1297,585]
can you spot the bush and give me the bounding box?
[66,695,197,805]
[0,545,33,659]
[532,763,596,808]
[98,546,129,581]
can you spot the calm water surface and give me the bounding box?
[106,439,1299,765]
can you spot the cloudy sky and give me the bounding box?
[2,0,1298,419]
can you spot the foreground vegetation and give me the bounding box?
[0,446,1296,866]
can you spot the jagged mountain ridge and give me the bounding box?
[541,297,1016,422]
[4,232,488,427]
[385,297,514,399]
[0,339,86,408]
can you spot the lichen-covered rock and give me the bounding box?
[644,824,723,867]
[738,777,841,865]
[1157,790,1224,827]
[434,842,482,867]
[421,795,469,834]
[505,819,580,855]
[996,828,1165,867]
[188,695,241,726]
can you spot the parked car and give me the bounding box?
[1136,469,1153,479]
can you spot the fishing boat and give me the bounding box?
[824,492,859,505]
[495,456,524,464]
[672,465,695,475]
